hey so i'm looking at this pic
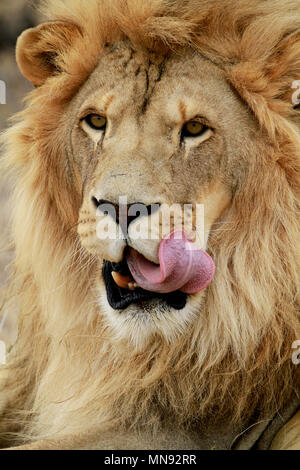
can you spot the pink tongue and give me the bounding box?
[127,230,215,294]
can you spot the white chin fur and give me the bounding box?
[97,284,205,350]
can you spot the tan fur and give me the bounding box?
[0,0,299,450]
[270,410,300,450]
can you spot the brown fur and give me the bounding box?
[0,0,299,449]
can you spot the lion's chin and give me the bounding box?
[95,254,207,348]
[97,279,204,349]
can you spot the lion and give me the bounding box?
[0,0,299,450]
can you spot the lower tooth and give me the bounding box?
[111,272,139,290]
[129,282,140,290]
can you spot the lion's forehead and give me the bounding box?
[68,41,257,202]
[74,42,245,127]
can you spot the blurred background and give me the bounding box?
[0,1,39,348]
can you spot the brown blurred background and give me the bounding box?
[0,1,39,347]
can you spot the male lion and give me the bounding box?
[0,0,299,450]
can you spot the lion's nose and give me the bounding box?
[91,197,161,234]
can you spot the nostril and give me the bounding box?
[92,198,119,223]
[127,202,161,223]
[91,196,100,209]
[91,198,161,227]
[146,203,161,217]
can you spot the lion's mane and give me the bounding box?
[0,0,299,442]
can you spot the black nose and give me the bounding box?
[91,197,161,235]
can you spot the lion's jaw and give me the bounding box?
[71,43,255,346]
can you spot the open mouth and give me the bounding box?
[102,230,215,312]
[102,254,188,311]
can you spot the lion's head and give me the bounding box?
[66,43,253,346]
[1,0,299,441]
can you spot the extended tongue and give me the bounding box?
[127,230,215,294]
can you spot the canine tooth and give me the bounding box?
[111,271,132,289]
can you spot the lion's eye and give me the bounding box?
[84,114,107,130]
[182,121,207,138]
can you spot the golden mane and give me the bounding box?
[0,0,299,444]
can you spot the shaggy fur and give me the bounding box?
[0,0,299,448]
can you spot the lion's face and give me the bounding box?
[67,42,255,345]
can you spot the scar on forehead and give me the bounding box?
[179,101,187,123]
[103,94,115,113]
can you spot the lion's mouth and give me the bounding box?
[102,230,216,311]
[102,255,187,311]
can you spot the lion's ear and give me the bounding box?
[16,21,81,87]
[268,30,300,110]
[229,29,300,135]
